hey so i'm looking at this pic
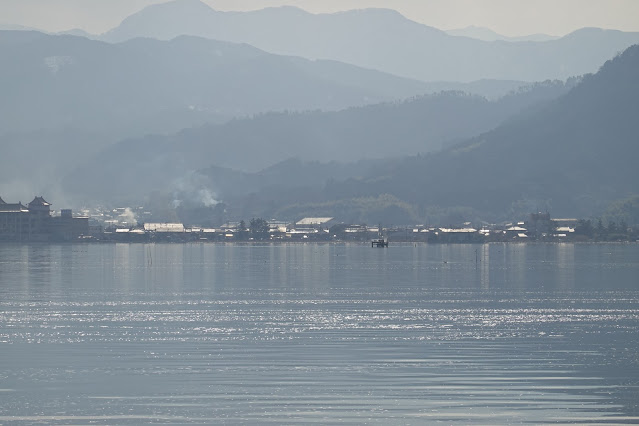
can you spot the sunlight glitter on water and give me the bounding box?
[0,243,638,424]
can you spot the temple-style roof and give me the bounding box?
[0,202,28,213]
[0,196,6,204]
[28,196,51,207]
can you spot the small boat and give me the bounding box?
[371,238,388,248]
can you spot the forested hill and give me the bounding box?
[63,81,573,202]
[331,45,639,219]
[0,28,441,200]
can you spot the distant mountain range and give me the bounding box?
[100,0,639,82]
[0,23,39,31]
[126,44,638,225]
[3,2,637,222]
[0,30,439,136]
[3,20,558,43]
[0,28,448,201]
[445,26,559,42]
[62,79,575,205]
[0,29,533,201]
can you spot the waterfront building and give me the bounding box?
[0,198,30,240]
[0,196,89,241]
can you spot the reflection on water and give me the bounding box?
[556,243,576,291]
[0,243,638,424]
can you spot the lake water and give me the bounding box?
[0,242,638,424]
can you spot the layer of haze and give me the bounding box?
[2,0,639,36]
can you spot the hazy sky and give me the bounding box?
[1,0,638,36]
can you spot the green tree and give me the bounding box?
[237,220,248,241]
[596,218,606,239]
[619,219,628,235]
[575,219,593,237]
[602,195,639,227]
[249,218,270,240]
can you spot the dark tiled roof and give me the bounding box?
[0,196,5,204]
[28,196,51,207]
[0,203,28,213]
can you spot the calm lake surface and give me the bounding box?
[0,243,638,424]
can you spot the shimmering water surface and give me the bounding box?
[0,243,638,424]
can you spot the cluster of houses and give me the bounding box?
[106,217,338,242]
[1,196,581,243]
[104,213,579,243]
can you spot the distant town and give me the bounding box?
[0,196,637,243]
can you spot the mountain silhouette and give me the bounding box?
[102,0,639,82]
[0,29,435,136]
[326,45,639,219]
[62,80,573,204]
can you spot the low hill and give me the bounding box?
[0,29,445,200]
[63,81,574,204]
[319,45,639,221]
[70,45,638,223]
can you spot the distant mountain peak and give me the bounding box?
[446,25,559,42]
[337,7,404,17]
[258,5,308,13]
[111,0,214,24]
[0,22,41,32]
[563,27,628,39]
[161,0,209,7]
[100,2,639,82]
[134,0,213,13]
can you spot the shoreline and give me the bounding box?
[1,240,637,246]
